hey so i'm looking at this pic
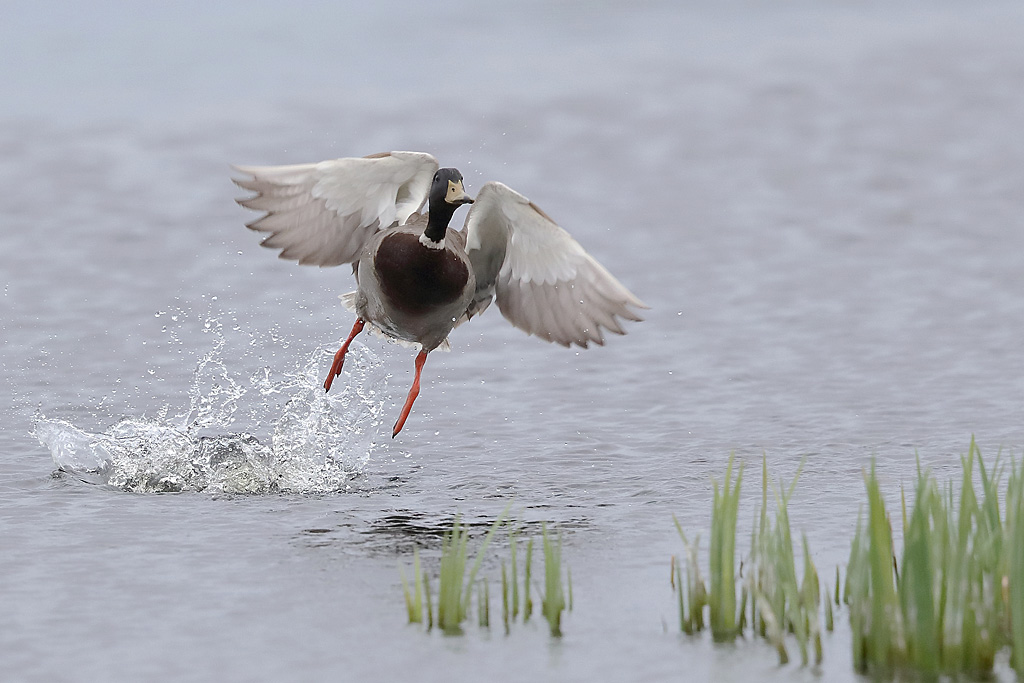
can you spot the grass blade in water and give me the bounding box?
[709,454,743,641]
[541,524,566,637]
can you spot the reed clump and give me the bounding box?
[673,454,824,666]
[846,437,1024,679]
[400,513,503,635]
[674,439,1024,678]
[400,514,571,637]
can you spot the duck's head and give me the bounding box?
[430,168,474,208]
[423,168,474,244]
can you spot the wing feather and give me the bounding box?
[463,181,646,348]
[579,277,626,336]
[534,282,568,346]
[563,281,601,347]
[551,282,587,347]
[232,151,439,267]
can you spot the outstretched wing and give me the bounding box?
[232,151,438,266]
[463,181,647,348]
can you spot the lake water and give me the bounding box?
[3,1,1024,680]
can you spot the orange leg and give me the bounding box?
[323,318,365,392]
[392,350,428,438]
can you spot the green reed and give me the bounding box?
[400,513,505,635]
[675,441,1024,675]
[710,454,743,641]
[399,547,427,625]
[501,532,533,632]
[847,438,1024,678]
[745,456,822,665]
[400,513,570,637]
[541,523,570,637]
[674,455,823,666]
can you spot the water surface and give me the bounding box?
[3,1,1024,680]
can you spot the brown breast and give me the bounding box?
[373,231,470,315]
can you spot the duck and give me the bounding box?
[232,151,647,437]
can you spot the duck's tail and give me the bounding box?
[336,291,451,352]
[339,291,358,313]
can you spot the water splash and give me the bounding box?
[33,339,387,494]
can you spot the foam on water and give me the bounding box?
[32,334,387,494]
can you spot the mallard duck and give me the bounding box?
[232,151,646,437]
